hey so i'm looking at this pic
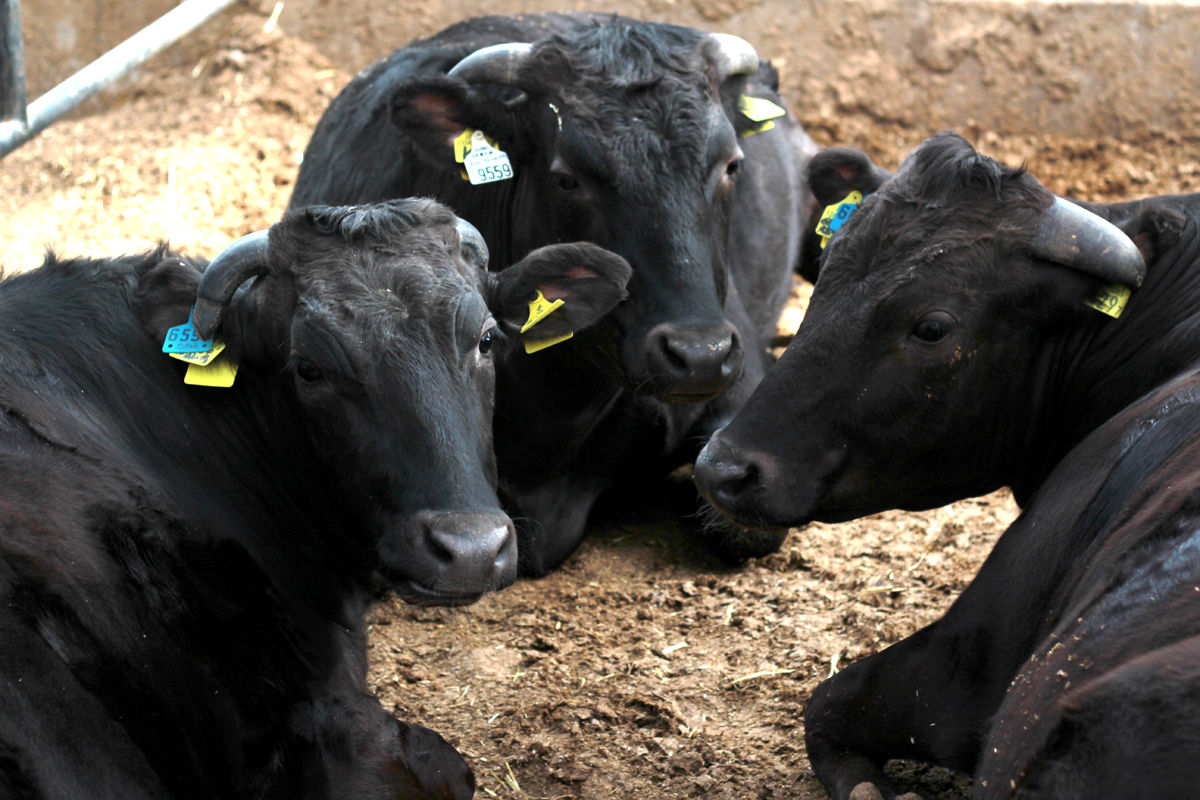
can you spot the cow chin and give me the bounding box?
[630,371,741,405]
[377,509,519,607]
[386,574,489,608]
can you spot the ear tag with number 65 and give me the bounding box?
[163,307,237,386]
[162,308,213,354]
[463,131,514,186]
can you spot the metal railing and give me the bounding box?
[0,0,240,159]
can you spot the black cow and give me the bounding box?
[290,13,817,575]
[0,198,629,798]
[693,133,1200,799]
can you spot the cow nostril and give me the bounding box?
[424,528,456,565]
[715,459,758,503]
[659,334,690,372]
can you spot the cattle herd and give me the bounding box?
[1,9,1197,800]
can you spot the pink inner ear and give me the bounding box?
[1132,231,1155,264]
[834,164,859,184]
[409,94,465,138]
[540,266,600,301]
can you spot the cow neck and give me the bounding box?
[1019,209,1200,506]
[169,364,373,593]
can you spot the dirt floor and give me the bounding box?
[3,9,1200,800]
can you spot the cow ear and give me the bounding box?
[133,251,204,341]
[807,147,891,207]
[487,243,632,340]
[1113,200,1187,268]
[390,77,518,162]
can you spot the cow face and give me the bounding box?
[695,133,1149,529]
[194,200,629,604]
[390,23,768,403]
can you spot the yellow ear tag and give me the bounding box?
[454,129,475,164]
[1085,284,1131,319]
[169,339,226,367]
[739,95,786,123]
[816,191,864,249]
[738,96,785,138]
[740,120,775,138]
[524,331,574,354]
[184,351,238,387]
[521,290,564,334]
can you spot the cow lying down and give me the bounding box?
[695,132,1200,799]
[0,199,628,798]
[291,13,818,574]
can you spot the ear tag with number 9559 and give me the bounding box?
[463,131,514,185]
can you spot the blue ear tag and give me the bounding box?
[816,191,864,249]
[162,308,214,354]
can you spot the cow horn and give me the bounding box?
[1030,197,1147,289]
[457,218,490,268]
[193,230,271,339]
[707,33,760,81]
[448,42,535,86]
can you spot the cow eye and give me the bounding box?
[911,316,952,344]
[478,322,498,356]
[296,359,323,383]
[725,158,743,178]
[551,172,579,191]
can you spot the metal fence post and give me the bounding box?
[0,0,27,125]
[0,0,240,159]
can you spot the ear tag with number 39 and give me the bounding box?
[521,290,573,354]
[463,131,514,186]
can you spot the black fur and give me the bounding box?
[0,198,630,798]
[694,133,1200,799]
[290,12,818,575]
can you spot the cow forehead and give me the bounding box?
[294,248,481,345]
[821,192,1001,292]
[558,96,728,198]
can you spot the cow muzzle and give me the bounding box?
[633,320,744,402]
[694,430,807,531]
[389,510,518,606]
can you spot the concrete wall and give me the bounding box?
[14,0,1200,136]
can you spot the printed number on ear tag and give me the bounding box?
[816,191,864,249]
[1085,284,1131,319]
[463,131,514,185]
[162,308,213,354]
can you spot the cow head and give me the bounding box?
[182,199,629,604]
[390,21,771,402]
[695,132,1159,529]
